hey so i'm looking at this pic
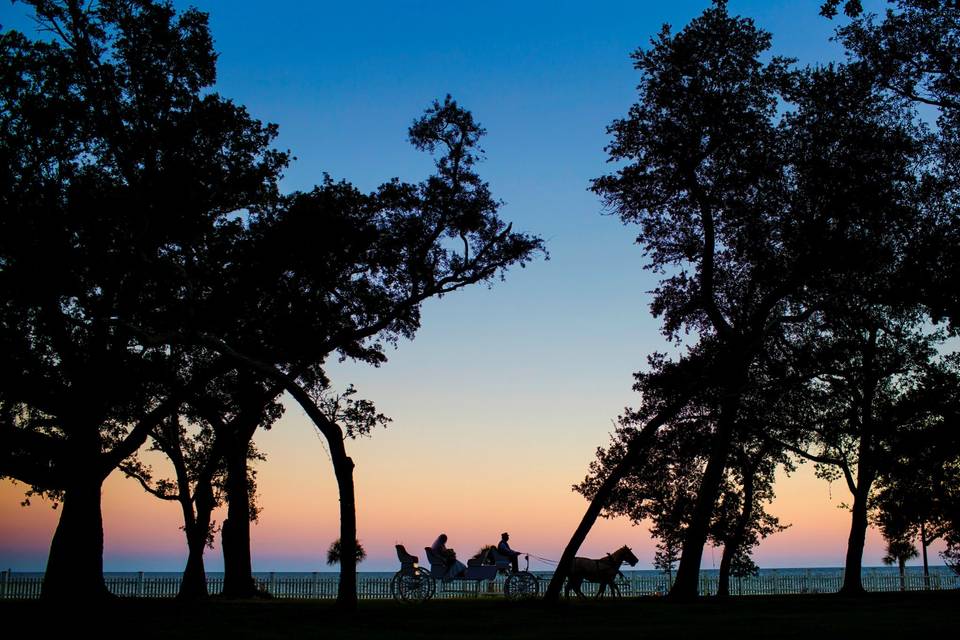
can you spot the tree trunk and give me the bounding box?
[261,377,363,610]
[717,545,733,598]
[543,399,686,603]
[840,475,872,595]
[670,394,738,600]
[331,441,358,611]
[180,527,209,600]
[920,522,930,590]
[717,461,756,598]
[178,479,214,600]
[898,557,906,591]
[222,434,257,598]
[840,326,877,596]
[42,477,111,600]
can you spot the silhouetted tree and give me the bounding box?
[869,355,960,583]
[882,539,918,592]
[549,0,927,601]
[712,444,789,597]
[125,96,544,609]
[201,375,283,599]
[120,372,278,600]
[777,307,952,593]
[821,1,960,327]
[327,538,367,566]
[816,0,960,587]
[1,0,543,608]
[0,0,284,600]
[575,365,790,599]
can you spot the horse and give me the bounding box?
[564,545,639,599]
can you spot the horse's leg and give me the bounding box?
[571,577,586,599]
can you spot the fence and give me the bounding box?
[665,571,960,596]
[2,569,957,600]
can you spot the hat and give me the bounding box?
[501,532,509,538]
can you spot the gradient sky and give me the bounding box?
[1,0,948,573]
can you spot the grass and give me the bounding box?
[7,591,956,639]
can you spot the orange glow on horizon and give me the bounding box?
[2,408,947,573]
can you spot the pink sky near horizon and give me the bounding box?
[0,398,947,573]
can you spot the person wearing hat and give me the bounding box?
[497,532,521,573]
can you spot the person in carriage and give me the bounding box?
[497,532,522,574]
[430,533,467,579]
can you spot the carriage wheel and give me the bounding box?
[396,569,435,604]
[390,571,401,600]
[504,572,539,601]
[423,569,437,600]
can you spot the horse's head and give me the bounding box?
[618,545,639,567]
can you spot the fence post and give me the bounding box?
[269,571,276,597]
[137,571,144,598]
[1,569,8,599]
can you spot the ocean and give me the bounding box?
[7,566,958,580]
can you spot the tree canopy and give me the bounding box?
[1,0,543,605]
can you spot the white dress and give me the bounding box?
[431,539,467,580]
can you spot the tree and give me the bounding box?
[779,307,953,593]
[119,372,279,600]
[126,96,544,609]
[0,0,285,599]
[821,1,960,328]
[2,0,544,607]
[327,538,367,567]
[549,0,926,601]
[711,444,789,597]
[574,361,790,599]
[882,539,918,592]
[869,354,960,585]
[573,386,710,588]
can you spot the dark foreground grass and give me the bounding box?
[7,591,956,639]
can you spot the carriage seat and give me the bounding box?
[488,548,514,571]
[395,544,419,576]
[467,547,491,567]
[424,547,449,579]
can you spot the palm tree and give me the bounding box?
[883,539,919,591]
[327,539,367,566]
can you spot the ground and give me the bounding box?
[9,591,955,639]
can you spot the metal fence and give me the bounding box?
[2,569,957,600]
[647,571,960,597]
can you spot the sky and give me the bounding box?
[1,0,948,573]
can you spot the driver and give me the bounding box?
[497,532,521,573]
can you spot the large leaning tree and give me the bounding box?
[546,0,930,601]
[575,347,793,598]
[0,0,285,600]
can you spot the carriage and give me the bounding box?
[390,544,540,603]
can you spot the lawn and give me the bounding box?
[7,591,955,639]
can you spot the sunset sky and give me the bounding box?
[1,0,947,573]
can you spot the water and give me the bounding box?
[7,566,958,580]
